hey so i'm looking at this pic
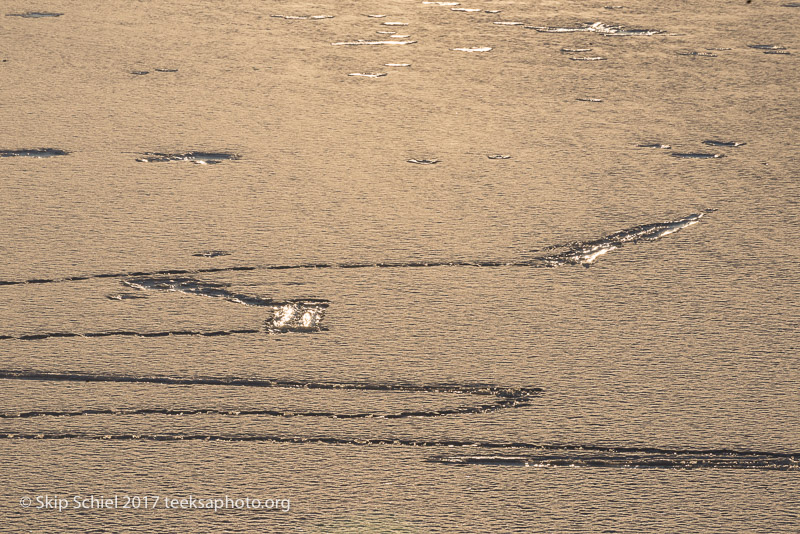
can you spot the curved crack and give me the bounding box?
[0,213,711,286]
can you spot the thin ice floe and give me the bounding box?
[677,51,717,57]
[332,40,416,46]
[539,213,706,266]
[494,21,524,26]
[487,154,511,159]
[453,47,492,52]
[385,63,411,67]
[135,152,240,164]
[576,98,603,102]
[382,21,408,26]
[268,303,326,333]
[747,44,786,50]
[602,28,662,36]
[122,277,329,334]
[348,73,387,78]
[529,24,596,33]
[131,68,178,75]
[638,143,671,149]
[703,140,745,147]
[6,12,63,18]
[529,21,662,36]
[121,277,273,306]
[106,293,148,301]
[570,57,607,61]
[192,250,232,258]
[452,7,481,12]
[270,15,333,20]
[408,159,440,164]
[0,148,69,158]
[671,153,724,159]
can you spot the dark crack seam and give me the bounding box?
[0,371,540,419]
[0,370,541,397]
[0,329,261,341]
[0,401,527,420]
[0,434,794,459]
[0,213,710,286]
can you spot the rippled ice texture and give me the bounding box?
[1,0,798,532]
